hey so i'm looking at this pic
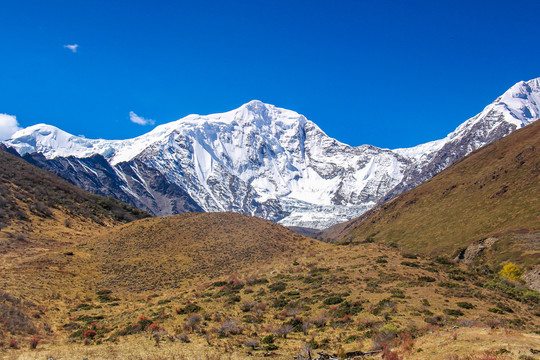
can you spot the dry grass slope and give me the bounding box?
[91,212,321,291]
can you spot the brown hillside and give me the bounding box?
[0,146,149,237]
[318,120,540,261]
[91,212,322,291]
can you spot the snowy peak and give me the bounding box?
[496,78,540,126]
[8,123,107,159]
[3,78,539,229]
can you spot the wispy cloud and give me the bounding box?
[0,113,21,140]
[129,111,155,126]
[64,44,79,53]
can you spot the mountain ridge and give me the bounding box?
[4,78,540,228]
[316,119,540,271]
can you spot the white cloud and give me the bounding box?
[129,111,155,126]
[64,44,79,53]
[0,113,21,140]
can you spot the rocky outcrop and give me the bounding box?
[455,237,498,264]
[523,266,540,292]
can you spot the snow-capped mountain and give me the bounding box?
[4,78,540,229]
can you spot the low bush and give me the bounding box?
[323,296,344,305]
[176,303,202,314]
[268,282,287,292]
[29,337,40,349]
[456,302,475,309]
[443,309,464,317]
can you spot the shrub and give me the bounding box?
[323,296,344,305]
[372,325,398,349]
[273,324,294,338]
[331,301,363,318]
[176,303,202,314]
[444,309,464,317]
[272,297,289,309]
[0,292,38,335]
[147,322,163,333]
[227,295,241,304]
[242,314,263,324]
[438,282,459,288]
[9,339,18,349]
[365,234,376,243]
[268,282,287,292]
[96,289,118,303]
[391,289,405,299]
[418,276,436,283]
[184,313,202,332]
[240,301,256,312]
[219,318,243,337]
[244,339,259,349]
[261,334,275,344]
[382,344,403,360]
[424,315,445,326]
[29,337,40,349]
[496,303,514,313]
[499,263,523,282]
[457,302,475,309]
[284,317,304,332]
[83,329,97,338]
[138,316,153,330]
[401,261,419,268]
[176,333,189,343]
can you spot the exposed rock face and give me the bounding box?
[455,237,499,264]
[523,266,540,292]
[4,78,540,228]
[22,153,203,216]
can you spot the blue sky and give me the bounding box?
[1,0,539,148]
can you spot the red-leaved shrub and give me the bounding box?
[83,329,97,338]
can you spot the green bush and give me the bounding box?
[176,303,202,314]
[443,309,464,317]
[268,282,286,292]
[261,335,275,344]
[323,296,344,305]
[456,302,475,309]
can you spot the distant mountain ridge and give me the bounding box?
[316,119,540,272]
[3,78,539,228]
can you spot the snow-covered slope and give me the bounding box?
[4,78,540,228]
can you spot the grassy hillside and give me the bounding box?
[91,212,321,291]
[0,146,149,232]
[2,212,538,359]
[318,120,540,265]
[2,237,539,359]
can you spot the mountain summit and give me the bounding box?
[4,78,540,228]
